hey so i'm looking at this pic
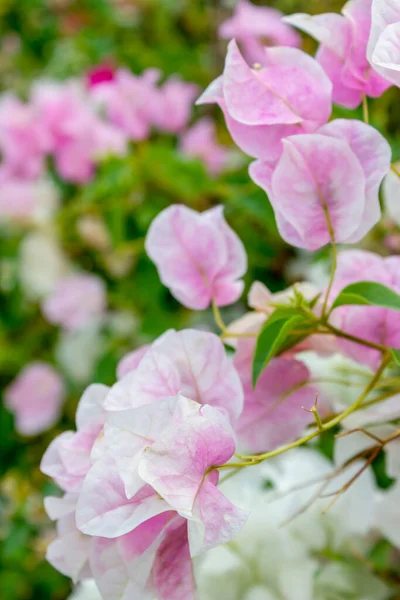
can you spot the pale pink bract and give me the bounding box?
[196,40,332,161]
[5,362,65,435]
[151,77,199,134]
[368,0,400,88]
[285,0,392,109]
[250,120,391,250]
[145,204,247,310]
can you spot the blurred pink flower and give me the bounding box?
[151,77,198,134]
[33,81,127,183]
[42,273,107,331]
[145,204,247,310]
[180,117,230,175]
[219,0,301,64]
[91,68,161,140]
[5,363,65,435]
[0,94,49,179]
[285,0,392,108]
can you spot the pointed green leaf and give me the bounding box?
[390,348,400,366]
[331,281,400,312]
[252,311,305,387]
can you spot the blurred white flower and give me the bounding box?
[56,322,105,384]
[19,230,69,300]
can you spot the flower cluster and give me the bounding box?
[40,1,400,598]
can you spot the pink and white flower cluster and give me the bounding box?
[199,0,398,251]
[41,328,249,599]
[40,1,400,598]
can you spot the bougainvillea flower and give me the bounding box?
[41,384,109,492]
[90,515,195,600]
[105,329,244,425]
[250,120,391,250]
[45,494,92,583]
[329,250,400,369]
[368,0,400,87]
[219,0,301,65]
[145,204,247,310]
[91,68,160,140]
[285,0,392,109]
[4,362,65,436]
[180,117,230,175]
[197,40,332,161]
[233,340,317,452]
[151,77,198,134]
[76,394,247,557]
[32,81,127,183]
[42,273,107,331]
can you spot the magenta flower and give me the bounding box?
[329,250,400,369]
[151,77,198,134]
[368,0,400,87]
[197,40,332,162]
[86,64,115,88]
[219,0,301,65]
[250,119,391,250]
[180,117,230,175]
[285,0,392,109]
[145,204,247,310]
[42,273,107,331]
[5,363,65,435]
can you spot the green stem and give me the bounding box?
[362,95,369,124]
[221,354,390,469]
[321,237,337,319]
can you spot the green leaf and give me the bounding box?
[252,310,305,387]
[391,348,400,365]
[331,281,400,312]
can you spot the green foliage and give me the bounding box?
[331,281,400,312]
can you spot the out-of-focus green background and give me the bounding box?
[0,2,399,599]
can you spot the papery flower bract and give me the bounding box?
[76,394,247,556]
[40,383,109,492]
[197,40,332,162]
[328,250,400,369]
[233,339,317,452]
[151,77,198,134]
[145,204,247,309]
[42,273,107,331]
[368,0,400,87]
[285,0,392,109]
[383,163,400,226]
[105,328,244,425]
[218,0,301,65]
[116,344,151,379]
[5,362,65,435]
[180,117,231,176]
[250,120,391,250]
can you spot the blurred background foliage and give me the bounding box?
[0,1,400,599]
